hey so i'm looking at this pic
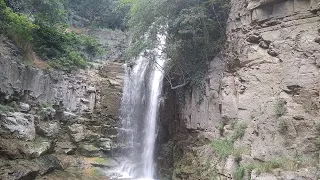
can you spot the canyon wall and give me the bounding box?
[160,0,320,179]
[0,34,125,179]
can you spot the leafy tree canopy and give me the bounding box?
[122,0,230,89]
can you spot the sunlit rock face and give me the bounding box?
[158,0,320,179]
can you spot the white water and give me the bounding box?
[110,34,167,180]
[142,34,166,179]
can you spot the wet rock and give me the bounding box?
[85,157,118,168]
[79,144,101,157]
[0,112,36,141]
[35,155,63,175]
[36,121,60,138]
[56,141,77,155]
[19,102,30,112]
[97,138,112,151]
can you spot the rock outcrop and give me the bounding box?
[159,0,320,179]
[0,32,125,179]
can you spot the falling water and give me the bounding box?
[111,33,167,180]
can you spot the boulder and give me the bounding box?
[39,107,56,121]
[62,111,78,123]
[19,138,55,159]
[68,123,86,143]
[55,141,77,155]
[35,155,63,175]
[97,138,112,152]
[85,157,118,168]
[79,144,101,157]
[19,102,30,112]
[0,112,36,141]
[0,159,40,180]
[36,121,60,138]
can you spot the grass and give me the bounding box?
[233,165,245,180]
[211,122,248,161]
[211,138,247,161]
[231,122,247,140]
[235,157,305,178]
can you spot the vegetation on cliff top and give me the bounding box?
[0,0,124,71]
[121,0,230,89]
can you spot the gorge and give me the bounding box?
[0,0,320,180]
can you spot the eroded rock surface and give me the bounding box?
[0,31,125,179]
[159,0,320,179]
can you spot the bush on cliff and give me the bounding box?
[0,0,103,72]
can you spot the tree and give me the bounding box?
[122,0,230,89]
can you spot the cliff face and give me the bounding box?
[0,33,125,179]
[160,0,320,179]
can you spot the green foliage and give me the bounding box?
[68,0,129,29]
[238,157,305,177]
[32,22,102,71]
[211,138,244,160]
[48,51,86,71]
[122,0,230,90]
[0,0,104,71]
[216,122,224,132]
[26,0,67,25]
[231,122,247,140]
[211,139,234,159]
[275,99,286,118]
[233,165,245,180]
[0,1,39,51]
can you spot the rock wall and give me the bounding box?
[160,0,320,179]
[0,35,125,179]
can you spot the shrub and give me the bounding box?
[0,1,39,52]
[32,22,102,71]
[0,0,103,71]
[211,139,234,159]
[233,165,245,180]
[211,138,245,160]
[232,122,247,141]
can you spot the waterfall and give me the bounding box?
[111,33,167,180]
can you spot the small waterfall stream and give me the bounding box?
[112,34,167,179]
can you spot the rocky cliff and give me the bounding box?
[0,32,125,179]
[159,0,320,179]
